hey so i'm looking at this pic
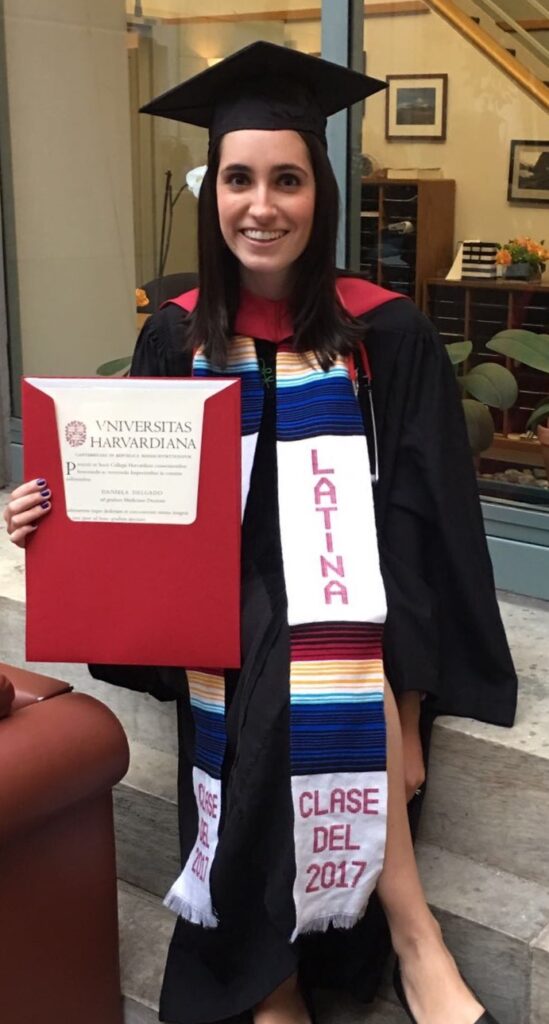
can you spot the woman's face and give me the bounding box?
[216,129,316,299]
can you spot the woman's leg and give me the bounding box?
[378,680,484,1024]
[254,973,308,1024]
[255,682,488,1024]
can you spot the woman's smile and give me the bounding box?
[240,228,289,244]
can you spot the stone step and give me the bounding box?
[118,873,548,1024]
[118,882,172,1024]
[3,585,549,888]
[115,750,549,1024]
[418,593,549,889]
[383,845,549,1024]
[2,587,548,885]
[118,881,410,1024]
[115,742,179,897]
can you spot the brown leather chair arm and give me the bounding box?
[0,661,72,711]
[0,674,15,719]
[0,691,130,843]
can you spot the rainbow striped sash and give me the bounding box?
[164,337,387,937]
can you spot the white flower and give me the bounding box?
[186,165,207,198]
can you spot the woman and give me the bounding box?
[5,43,515,1024]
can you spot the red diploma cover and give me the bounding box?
[22,377,241,667]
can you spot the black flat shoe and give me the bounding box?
[393,960,499,1024]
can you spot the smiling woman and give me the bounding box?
[5,37,515,1024]
[104,41,513,1024]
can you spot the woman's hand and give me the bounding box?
[397,691,425,802]
[3,479,52,547]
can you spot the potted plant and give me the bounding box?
[486,328,549,474]
[445,341,518,454]
[527,399,549,475]
[96,165,207,376]
[495,237,548,282]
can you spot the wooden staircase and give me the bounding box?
[424,0,549,108]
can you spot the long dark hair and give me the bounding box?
[186,131,365,368]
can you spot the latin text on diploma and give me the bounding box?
[27,379,234,525]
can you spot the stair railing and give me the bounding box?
[475,0,549,65]
[521,0,549,20]
[424,0,549,109]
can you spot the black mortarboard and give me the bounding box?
[140,40,386,148]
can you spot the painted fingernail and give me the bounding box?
[41,501,50,509]
[36,478,46,486]
[40,489,51,498]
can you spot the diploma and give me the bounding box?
[22,377,241,667]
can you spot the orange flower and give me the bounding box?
[135,287,149,308]
[498,236,547,270]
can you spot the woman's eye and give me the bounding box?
[278,174,300,188]
[227,173,249,187]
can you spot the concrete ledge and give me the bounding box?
[531,923,549,1024]
[419,710,549,886]
[114,783,180,897]
[416,845,549,1024]
[118,882,173,1024]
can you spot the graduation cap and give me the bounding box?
[140,40,386,148]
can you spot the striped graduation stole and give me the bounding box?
[164,336,387,938]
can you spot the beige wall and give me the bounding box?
[357,7,548,251]
[127,1,318,15]
[3,0,136,380]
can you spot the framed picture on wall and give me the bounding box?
[385,74,448,141]
[508,140,549,204]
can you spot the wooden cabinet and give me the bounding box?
[360,178,455,305]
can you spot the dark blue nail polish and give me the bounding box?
[41,501,50,509]
[37,478,46,486]
[40,489,50,498]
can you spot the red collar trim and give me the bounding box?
[166,278,404,343]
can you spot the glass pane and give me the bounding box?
[0,0,139,412]
[0,1,321,414]
[362,1,549,510]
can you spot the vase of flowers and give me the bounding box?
[496,237,548,281]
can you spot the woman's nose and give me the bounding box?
[247,187,277,220]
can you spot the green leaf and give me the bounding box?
[526,399,549,432]
[462,399,495,455]
[96,356,132,376]
[445,341,472,366]
[461,363,518,410]
[486,330,549,372]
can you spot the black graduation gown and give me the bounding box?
[90,291,517,1024]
